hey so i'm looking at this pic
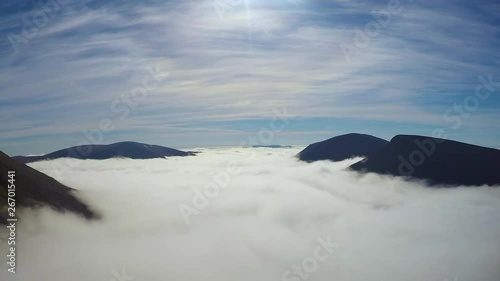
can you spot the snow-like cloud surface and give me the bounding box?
[1,147,500,281]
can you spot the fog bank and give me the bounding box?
[1,147,499,281]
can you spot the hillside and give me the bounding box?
[13,141,196,163]
[0,150,96,224]
[350,135,500,186]
[298,133,388,162]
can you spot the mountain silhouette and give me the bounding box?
[13,141,196,163]
[252,145,293,148]
[298,133,388,162]
[350,135,500,186]
[0,150,96,224]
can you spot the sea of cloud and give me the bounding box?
[1,147,499,281]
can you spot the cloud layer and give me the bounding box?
[1,147,499,281]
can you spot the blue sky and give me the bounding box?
[0,0,499,155]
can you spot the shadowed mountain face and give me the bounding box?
[13,141,196,163]
[0,150,96,224]
[298,133,389,162]
[350,135,500,187]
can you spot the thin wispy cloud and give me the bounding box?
[0,0,499,154]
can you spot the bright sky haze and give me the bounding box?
[1,0,499,155]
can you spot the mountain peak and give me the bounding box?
[350,135,500,186]
[298,133,388,162]
[13,141,196,163]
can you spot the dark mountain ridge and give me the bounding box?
[0,150,96,224]
[252,145,293,148]
[13,141,196,164]
[350,135,500,186]
[297,133,389,162]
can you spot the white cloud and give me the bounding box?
[1,147,499,281]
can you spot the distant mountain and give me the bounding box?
[350,135,500,187]
[13,141,196,163]
[0,150,96,224]
[252,145,293,148]
[298,133,388,162]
